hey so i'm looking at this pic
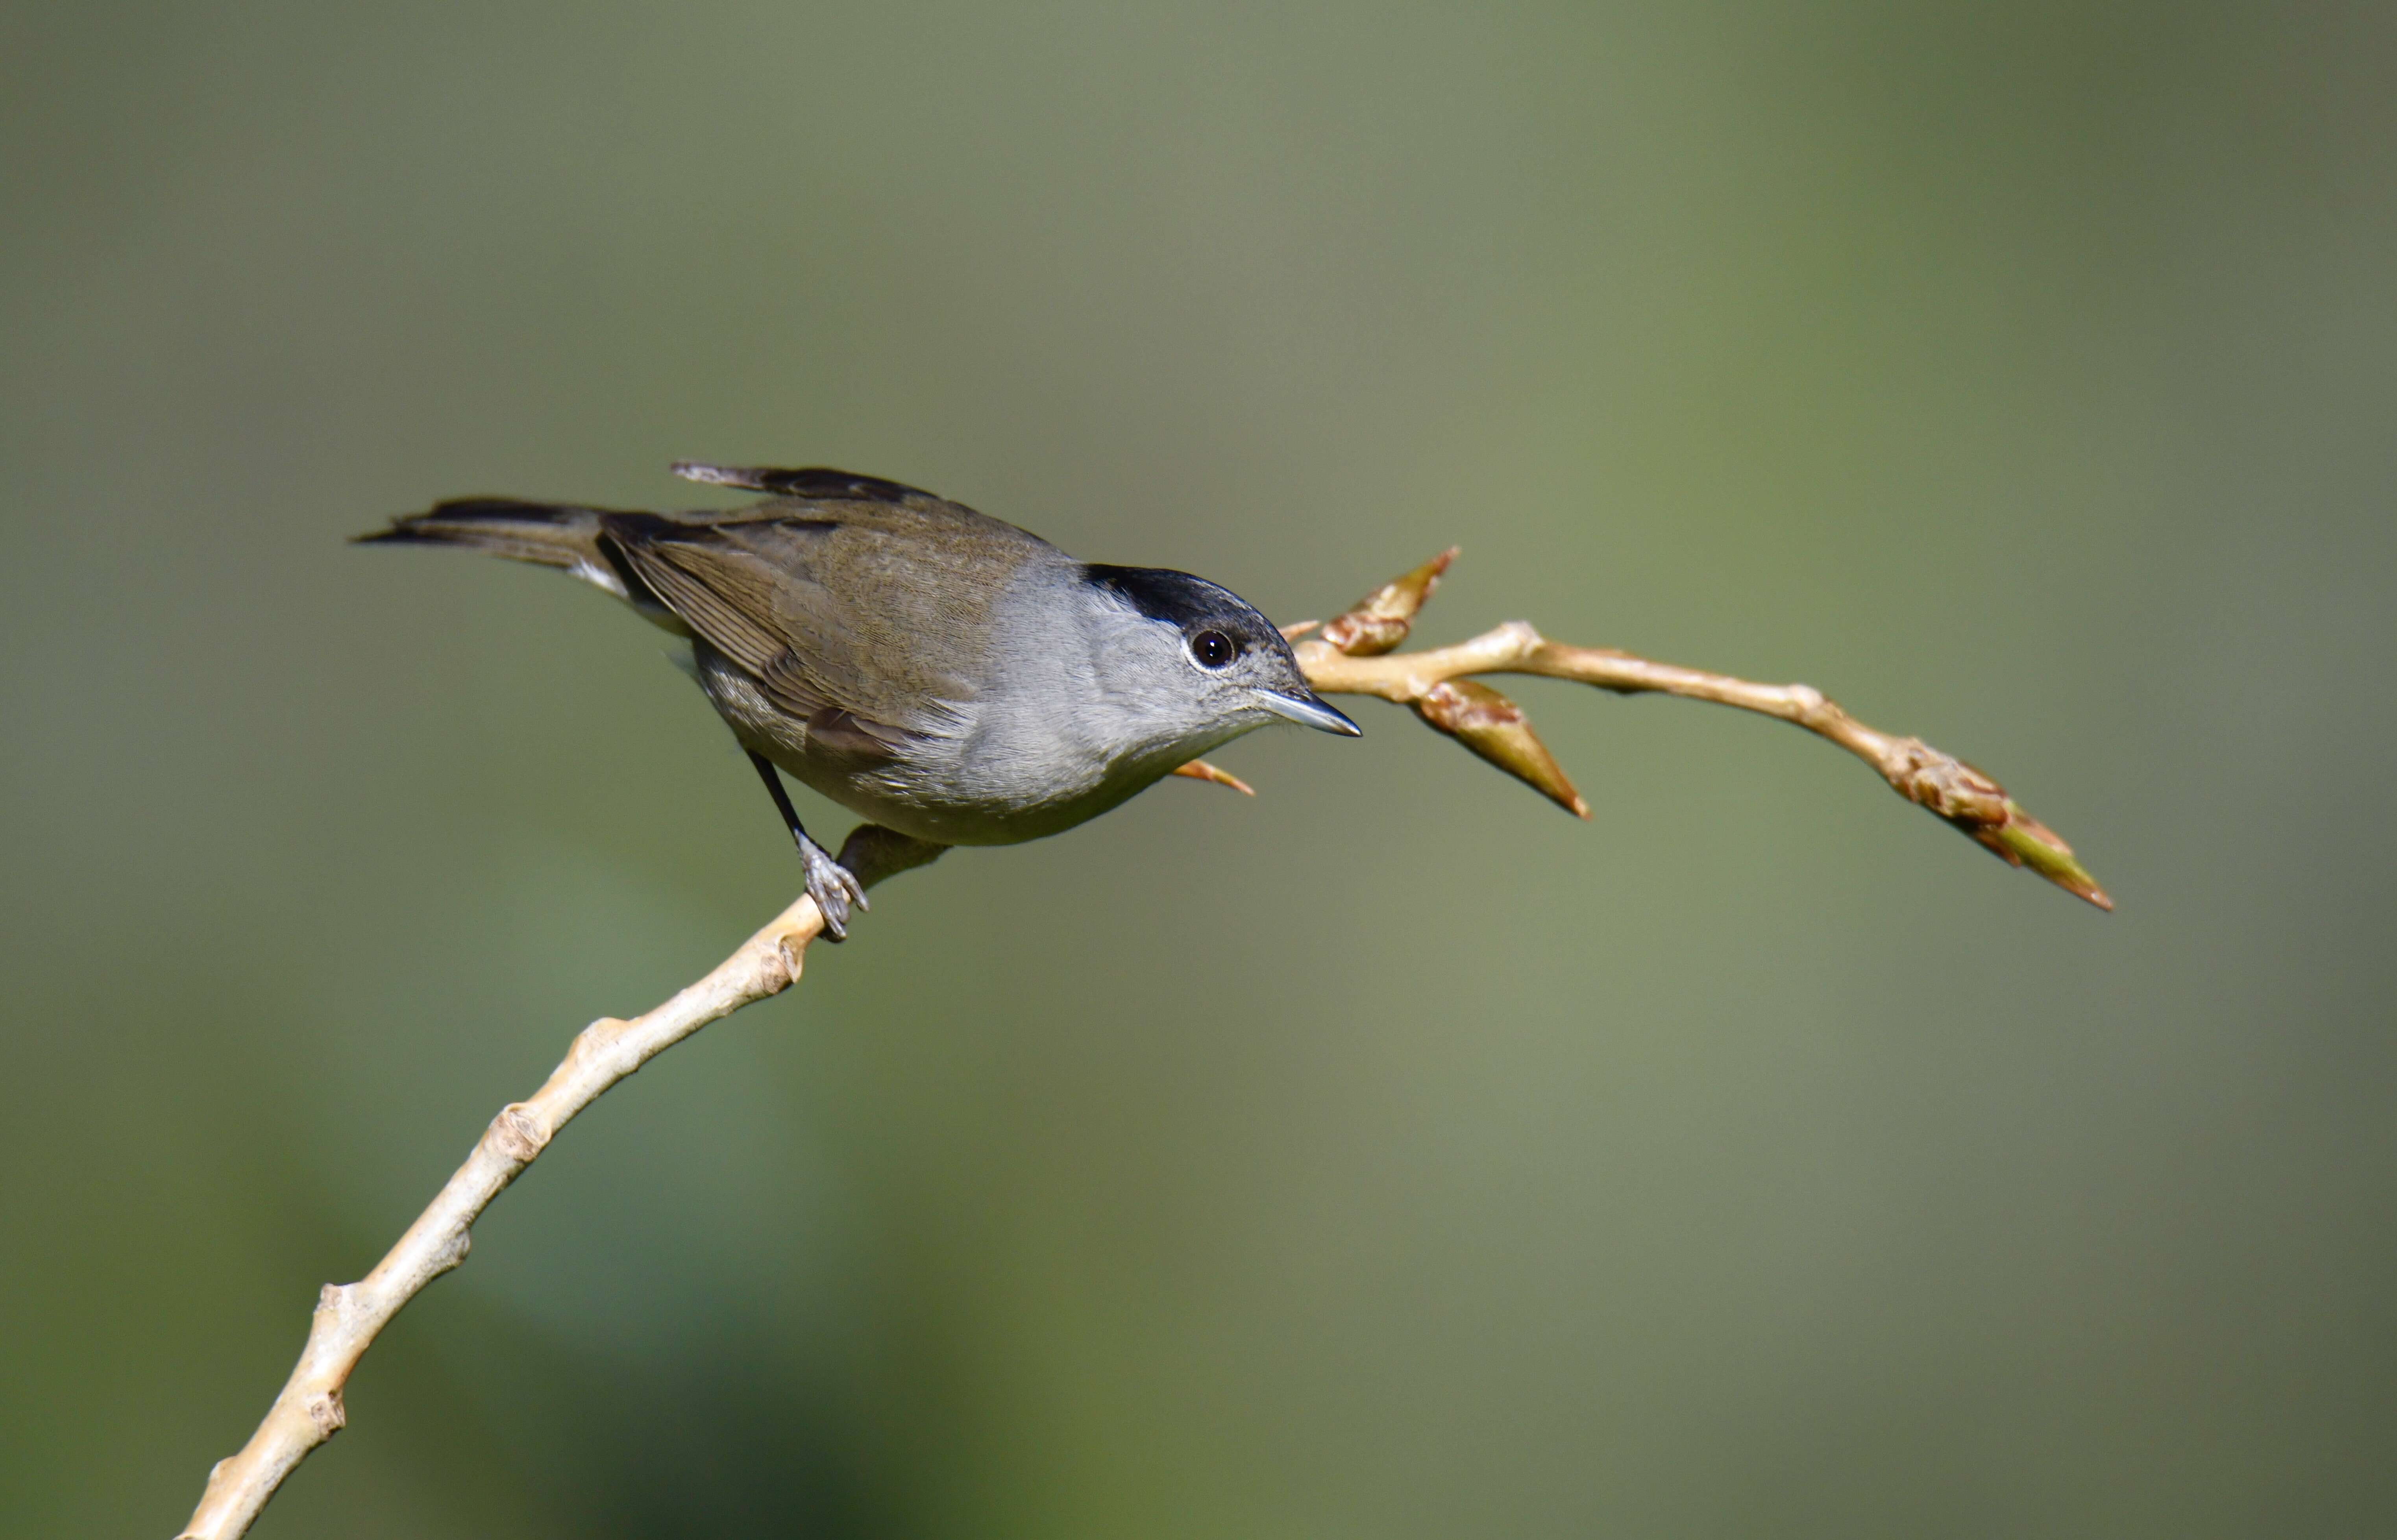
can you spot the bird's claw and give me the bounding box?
[799,839,868,941]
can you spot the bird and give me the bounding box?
[357,462,1360,939]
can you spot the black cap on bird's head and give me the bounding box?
[1082,564,1361,736]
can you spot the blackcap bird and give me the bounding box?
[358,463,1360,938]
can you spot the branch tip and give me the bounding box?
[1971,800,2113,911]
[1876,739,2110,909]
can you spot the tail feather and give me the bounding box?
[355,497,606,569]
[357,497,672,610]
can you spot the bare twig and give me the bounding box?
[173,829,941,1540]
[1293,551,2111,910]
[174,550,2105,1540]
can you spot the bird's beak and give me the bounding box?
[1252,688,1363,736]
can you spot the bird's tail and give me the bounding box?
[355,497,607,567]
[354,497,653,605]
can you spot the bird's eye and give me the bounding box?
[1190,629,1236,669]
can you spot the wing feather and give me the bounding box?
[597,477,1056,753]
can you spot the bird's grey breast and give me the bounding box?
[922,570,1224,824]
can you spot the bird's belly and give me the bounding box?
[779,743,1156,847]
[692,647,1228,848]
[711,686,1140,846]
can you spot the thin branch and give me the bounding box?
[1293,551,2111,910]
[174,829,941,1540]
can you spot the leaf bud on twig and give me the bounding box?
[1415,678,1590,818]
[1319,547,1458,656]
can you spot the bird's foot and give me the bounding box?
[800,836,869,941]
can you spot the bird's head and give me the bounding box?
[1079,564,1361,758]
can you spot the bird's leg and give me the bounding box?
[746,750,867,941]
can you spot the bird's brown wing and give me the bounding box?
[598,513,860,721]
[597,493,1045,746]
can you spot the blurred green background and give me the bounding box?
[4,1,2393,1534]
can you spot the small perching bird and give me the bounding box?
[357,463,1359,937]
